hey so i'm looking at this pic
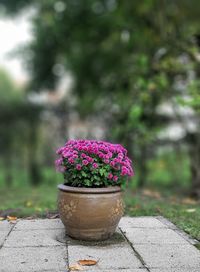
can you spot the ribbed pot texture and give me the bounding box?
[57,184,124,241]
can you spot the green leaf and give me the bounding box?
[84,179,91,186]
[99,169,105,176]
[81,171,87,177]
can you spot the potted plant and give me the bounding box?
[55,139,134,241]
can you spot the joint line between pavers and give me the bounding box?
[65,232,69,270]
[119,226,150,272]
[4,245,67,248]
[13,227,65,231]
[0,222,16,250]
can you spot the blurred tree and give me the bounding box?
[0,69,21,186]
[2,0,200,194]
[176,73,200,197]
[0,69,42,186]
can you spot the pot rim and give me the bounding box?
[58,184,121,194]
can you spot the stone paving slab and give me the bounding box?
[0,231,9,247]
[150,269,200,272]
[0,216,199,272]
[0,222,13,247]
[4,228,66,247]
[0,221,14,232]
[68,244,142,270]
[119,216,168,229]
[157,216,199,245]
[0,246,67,272]
[121,227,188,244]
[13,218,64,230]
[88,268,148,272]
[134,243,200,269]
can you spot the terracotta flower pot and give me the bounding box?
[57,184,124,241]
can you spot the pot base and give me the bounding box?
[66,226,116,241]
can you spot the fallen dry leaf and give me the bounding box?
[26,216,36,220]
[0,217,5,221]
[69,264,83,271]
[7,216,17,221]
[49,214,59,219]
[78,259,98,266]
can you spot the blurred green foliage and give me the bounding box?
[0,69,43,186]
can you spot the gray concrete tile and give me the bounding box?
[14,219,64,230]
[123,227,188,244]
[134,244,200,268]
[68,244,143,270]
[0,231,9,247]
[0,246,67,272]
[0,222,13,246]
[156,216,178,229]
[0,221,14,231]
[86,268,148,272]
[150,269,200,272]
[4,228,67,247]
[156,216,198,245]
[119,217,167,229]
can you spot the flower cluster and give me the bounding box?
[55,139,134,187]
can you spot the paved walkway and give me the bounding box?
[0,216,199,272]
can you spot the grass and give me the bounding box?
[0,185,58,217]
[0,167,60,217]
